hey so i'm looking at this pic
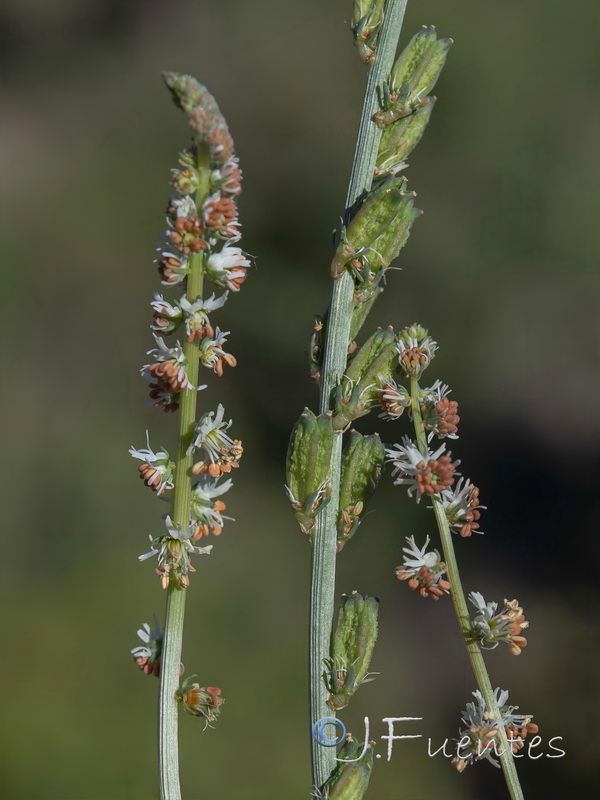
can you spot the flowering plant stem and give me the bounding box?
[409,376,525,800]
[309,0,408,791]
[159,143,210,800]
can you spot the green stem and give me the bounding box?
[158,144,210,800]
[409,377,525,800]
[309,1,409,792]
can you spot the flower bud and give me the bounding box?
[333,328,397,430]
[397,323,438,377]
[331,177,408,277]
[325,737,375,800]
[328,591,379,709]
[286,409,335,534]
[376,96,436,176]
[337,431,385,551]
[373,27,452,127]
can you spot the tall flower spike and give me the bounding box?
[131,72,250,796]
[395,535,451,599]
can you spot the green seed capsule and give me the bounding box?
[325,737,375,800]
[333,328,397,430]
[365,191,421,270]
[331,177,407,277]
[286,409,334,534]
[376,97,436,175]
[329,591,379,709]
[373,28,452,127]
[337,432,385,551]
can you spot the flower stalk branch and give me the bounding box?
[309,0,409,791]
[409,376,525,800]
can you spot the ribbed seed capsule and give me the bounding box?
[285,409,334,534]
[374,26,452,127]
[337,431,385,551]
[328,591,379,709]
[325,737,375,800]
[364,191,421,271]
[333,328,397,430]
[376,96,436,176]
[331,177,407,277]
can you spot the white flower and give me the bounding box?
[131,616,162,659]
[180,292,228,338]
[385,436,457,500]
[191,476,234,533]
[188,404,233,459]
[129,432,175,494]
[139,515,213,588]
[401,535,444,575]
[395,535,450,599]
[454,689,535,770]
[168,194,196,220]
[198,327,235,373]
[439,478,484,536]
[150,293,183,333]
[206,245,250,291]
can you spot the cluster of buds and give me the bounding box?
[396,323,438,378]
[178,676,224,728]
[419,380,460,439]
[327,592,379,709]
[337,431,385,551]
[468,593,529,655]
[385,435,458,500]
[395,535,451,599]
[440,477,484,537]
[322,735,376,800]
[374,26,452,128]
[452,689,538,771]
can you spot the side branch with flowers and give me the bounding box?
[129,73,250,800]
[383,325,533,799]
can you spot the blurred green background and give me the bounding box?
[1,1,598,798]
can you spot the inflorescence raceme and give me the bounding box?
[130,73,249,733]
